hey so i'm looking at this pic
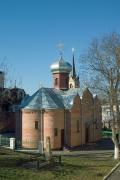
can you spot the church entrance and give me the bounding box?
[61,129,64,148]
[85,127,89,143]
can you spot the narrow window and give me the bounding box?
[54,128,58,136]
[35,121,38,129]
[55,78,58,85]
[77,120,80,132]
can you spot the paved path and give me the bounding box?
[17,138,114,156]
[106,164,120,180]
[52,149,114,156]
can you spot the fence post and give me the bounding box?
[38,141,44,154]
[45,137,52,161]
[10,138,15,150]
[0,135,2,147]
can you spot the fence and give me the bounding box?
[15,139,39,149]
[16,140,43,152]
[0,136,43,152]
[0,135,10,147]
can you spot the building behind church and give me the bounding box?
[17,51,102,149]
[0,71,26,133]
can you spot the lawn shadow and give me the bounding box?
[39,161,89,179]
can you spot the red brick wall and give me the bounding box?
[52,73,69,90]
[94,97,102,141]
[44,109,64,149]
[22,109,64,149]
[70,95,82,146]
[82,89,94,143]
[65,110,71,146]
[22,109,41,148]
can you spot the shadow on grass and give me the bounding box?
[38,162,89,178]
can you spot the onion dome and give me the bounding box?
[50,56,72,73]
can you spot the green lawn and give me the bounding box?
[0,148,119,180]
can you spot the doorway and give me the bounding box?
[61,129,64,148]
[85,127,89,143]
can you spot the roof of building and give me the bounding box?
[62,88,82,109]
[21,88,64,110]
[20,87,83,110]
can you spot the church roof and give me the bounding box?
[21,88,65,110]
[64,88,82,96]
[61,88,82,109]
[20,87,83,110]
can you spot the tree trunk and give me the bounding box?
[112,127,119,160]
[114,140,119,160]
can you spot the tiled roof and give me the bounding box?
[21,88,64,110]
[21,87,83,110]
[62,88,82,109]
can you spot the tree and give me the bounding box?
[0,58,20,111]
[81,32,120,159]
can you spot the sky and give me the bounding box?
[0,0,120,94]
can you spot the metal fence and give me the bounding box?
[15,139,40,149]
[0,136,10,147]
[0,135,42,150]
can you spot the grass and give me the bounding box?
[0,147,119,180]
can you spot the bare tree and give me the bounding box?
[0,58,22,112]
[80,32,120,159]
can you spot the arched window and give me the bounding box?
[35,121,38,129]
[55,78,58,85]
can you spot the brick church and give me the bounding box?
[18,51,102,149]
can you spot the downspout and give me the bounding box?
[41,109,44,143]
[64,108,66,147]
[41,109,42,142]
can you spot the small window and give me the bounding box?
[54,128,58,136]
[77,120,80,132]
[55,78,58,85]
[35,121,38,129]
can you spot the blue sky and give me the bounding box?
[0,0,120,94]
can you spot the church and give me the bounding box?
[17,51,102,149]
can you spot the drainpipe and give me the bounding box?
[64,109,66,147]
[41,109,44,142]
[41,109,43,142]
